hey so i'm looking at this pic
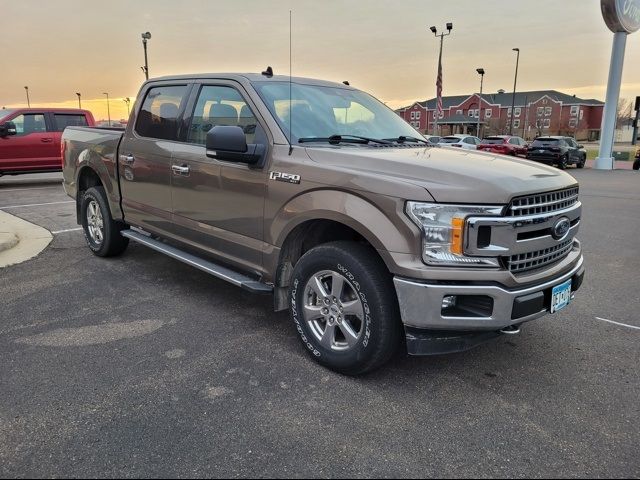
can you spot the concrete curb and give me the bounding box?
[0,211,53,268]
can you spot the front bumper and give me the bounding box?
[394,254,584,332]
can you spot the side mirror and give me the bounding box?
[0,121,17,137]
[205,126,264,166]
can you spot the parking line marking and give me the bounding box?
[0,201,74,210]
[595,317,640,331]
[0,186,61,193]
[51,228,83,234]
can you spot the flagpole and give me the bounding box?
[430,24,453,136]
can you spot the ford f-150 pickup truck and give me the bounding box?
[1,108,95,176]
[61,73,585,375]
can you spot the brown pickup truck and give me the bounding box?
[61,73,585,375]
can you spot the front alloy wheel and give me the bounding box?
[303,270,365,351]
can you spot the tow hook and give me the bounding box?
[500,325,521,335]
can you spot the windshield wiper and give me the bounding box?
[298,134,392,145]
[383,135,431,144]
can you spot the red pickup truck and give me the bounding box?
[0,108,95,176]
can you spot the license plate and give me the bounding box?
[551,279,572,313]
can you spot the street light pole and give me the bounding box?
[430,23,453,136]
[141,32,152,80]
[103,92,111,127]
[476,68,485,138]
[509,48,520,135]
[76,92,82,109]
[24,86,30,108]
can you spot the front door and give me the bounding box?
[170,83,268,275]
[118,84,190,236]
[0,112,56,171]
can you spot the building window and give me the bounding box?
[485,110,492,119]
[415,111,421,119]
[433,111,437,119]
[456,109,463,115]
[438,111,444,119]
[507,108,512,117]
[513,119,520,128]
[579,110,584,120]
[469,110,475,117]
[570,106,579,117]
[514,107,521,117]
[545,107,552,116]
[410,111,416,119]
[544,119,551,128]
[569,119,578,128]
[537,107,544,116]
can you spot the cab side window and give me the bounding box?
[135,85,189,141]
[11,114,46,135]
[188,86,259,145]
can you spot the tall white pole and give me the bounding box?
[595,31,627,170]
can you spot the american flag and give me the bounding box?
[436,50,444,120]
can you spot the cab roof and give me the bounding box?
[149,73,354,90]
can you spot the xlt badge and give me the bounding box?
[270,171,301,184]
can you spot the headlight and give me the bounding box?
[406,202,503,267]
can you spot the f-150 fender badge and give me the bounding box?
[270,171,301,184]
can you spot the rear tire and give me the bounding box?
[289,241,402,375]
[577,156,586,169]
[80,186,128,257]
[558,155,568,170]
[633,158,640,170]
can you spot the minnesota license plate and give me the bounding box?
[550,279,572,313]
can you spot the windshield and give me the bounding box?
[253,81,423,143]
[0,109,15,121]
[481,137,506,144]
[439,137,461,144]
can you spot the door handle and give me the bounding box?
[171,164,190,176]
[41,138,53,143]
[120,154,135,165]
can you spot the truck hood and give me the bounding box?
[305,145,577,204]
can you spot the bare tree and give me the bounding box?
[616,98,633,129]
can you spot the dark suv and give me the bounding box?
[526,136,586,169]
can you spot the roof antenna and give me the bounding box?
[343,81,350,86]
[261,66,273,77]
[288,10,293,156]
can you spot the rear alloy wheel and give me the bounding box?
[558,155,568,170]
[81,186,129,257]
[577,156,586,169]
[290,241,402,375]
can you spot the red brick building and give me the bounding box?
[397,90,604,141]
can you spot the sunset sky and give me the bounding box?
[2,0,639,121]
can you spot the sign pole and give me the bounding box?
[595,31,627,170]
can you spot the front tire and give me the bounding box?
[633,158,640,170]
[289,241,402,375]
[81,186,129,257]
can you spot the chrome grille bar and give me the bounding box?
[506,239,575,274]
[508,186,579,217]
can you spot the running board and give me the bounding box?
[121,230,272,294]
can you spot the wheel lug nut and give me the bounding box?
[322,308,328,315]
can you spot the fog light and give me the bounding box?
[442,295,457,309]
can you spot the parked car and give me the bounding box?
[61,73,584,375]
[425,135,441,144]
[526,136,586,169]
[0,108,95,176]
[439,134,481,150]
[633,146,639,170]
[477,135,528,157]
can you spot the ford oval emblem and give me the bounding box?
[552,217,571,240]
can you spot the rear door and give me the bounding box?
[50,112,90,160]
[170,81,269,273]
[0,112,56,171]
[118,83,191,236]
[564,138,580,163]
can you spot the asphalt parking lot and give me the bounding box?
[0,169,638,478]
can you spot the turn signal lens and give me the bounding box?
[451,217,464,254]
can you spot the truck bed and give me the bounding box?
[61,126,126,220]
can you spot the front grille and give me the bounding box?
[507,186,579,217]
[506,238,575,274]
